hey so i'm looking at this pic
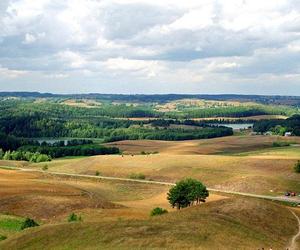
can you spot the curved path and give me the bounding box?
[288,209,300,250]
[1,165,300,204]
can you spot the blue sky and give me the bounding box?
[0,0,300,94]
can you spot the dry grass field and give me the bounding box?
[0,134,300,249]
[1,196,299,250]
[106,135,300,155]
[0,169,119,222]
[29,154,299,196]
[62,99,102,108]
[11,135,298,196]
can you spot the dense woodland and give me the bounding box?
[0,99,234,141]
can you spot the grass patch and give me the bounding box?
[0,215,25,232]
[128,173,146,180]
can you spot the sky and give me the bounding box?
[0,0,300,95]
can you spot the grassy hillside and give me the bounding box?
[0,198,298,250]
[22,135,300,196]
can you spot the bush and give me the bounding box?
[21,218,39,230]
[295,161,300,173]
[129,173,146,180]
[272,141,291,147]
[95,171,100,176]
[68,213,82,222]
[150,207,168,216]
[42,165,48,171]
[0,235,7,241]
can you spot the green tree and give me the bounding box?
[273,125,286,136]
[294,161,300,173]
[3,151,11,160]
[167,178,209,209]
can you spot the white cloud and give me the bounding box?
[0,65,27,78]
[57,50,87,69]
[0,0,300,94]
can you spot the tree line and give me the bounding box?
[253,115,300,135]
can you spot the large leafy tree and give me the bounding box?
[167,178,209,209]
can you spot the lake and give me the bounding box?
[210,123,253,130]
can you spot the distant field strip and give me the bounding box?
[2,166,300,204]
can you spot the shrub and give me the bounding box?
[150,207,168,216]
[68,213,82,222]
[21,218,39,230]
[42,164,48,171]
[95,171,100,176]
[294,161,300,173]
[129,173,146,180]
[35,153,51,163]
[0,235,7,241]
[272,141,291,147]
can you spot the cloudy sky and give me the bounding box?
[0,0,300,94]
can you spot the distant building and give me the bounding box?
[285,132,292,137]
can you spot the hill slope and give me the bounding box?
[0,198,298,250]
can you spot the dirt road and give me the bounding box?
[2,165,300,204]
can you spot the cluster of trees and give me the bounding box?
[18,144,120,158]
[1,150,51,163]
[167,178,209,209]
[0,131,120,161]
[253,115,300,135]
[103,126,233,142]
[0,133,38,151]
[38,139,94,147]
[150,119,212,127]
[166,105,296,119]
